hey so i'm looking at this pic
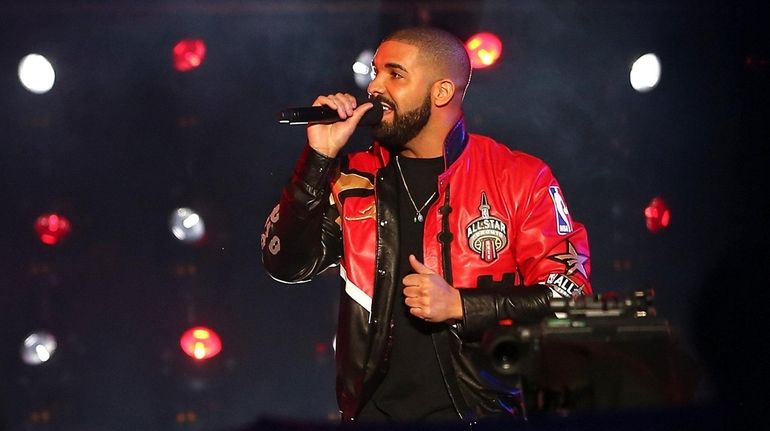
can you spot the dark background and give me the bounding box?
[1,1,767,430]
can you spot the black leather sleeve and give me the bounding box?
[456,285,553,339]
[261,145,343,283]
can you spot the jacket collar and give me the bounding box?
[373,117,469,170]
[443,116,469,168]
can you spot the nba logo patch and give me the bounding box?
[548,186,573,235]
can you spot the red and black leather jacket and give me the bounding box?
[261,119,592,422]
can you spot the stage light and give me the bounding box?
[180,326,222,360]
[630,53,661,92]
[18,54,56,94]
[352,49,374,90]
[21,331,57,365]
[644,196,671,233]
[29,409,52,424]
[169,207,205,243]
[176,411,198,424]
[173,39,207,72]
[465,32,502,69]
[34,213,71,246]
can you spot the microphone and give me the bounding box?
[277,101,383,126]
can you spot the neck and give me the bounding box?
[399,110,462,158]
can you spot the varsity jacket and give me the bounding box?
[261,118,592,422]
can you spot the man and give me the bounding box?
[261,27,592,424]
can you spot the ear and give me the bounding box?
[431,79,456,107]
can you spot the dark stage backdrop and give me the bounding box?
[0,1,767,430]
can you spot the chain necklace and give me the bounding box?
[395,155,437,223]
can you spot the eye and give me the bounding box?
[391,71,403,79]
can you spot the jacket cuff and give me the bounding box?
[293,144,338,194]
[459,286,553,339]
[459,289,502,338]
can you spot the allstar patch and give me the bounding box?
[548,241,589,279]
[466,192,508,263]
[548,186,573,235]
[544,273,585,298]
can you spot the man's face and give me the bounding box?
[368,40,435,152]
[370,91,431,153]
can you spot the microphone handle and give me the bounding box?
[277,101,383,126]
[278,106,339,125]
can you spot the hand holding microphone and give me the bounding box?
[279,93,383,158]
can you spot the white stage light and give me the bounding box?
[352,49,374,90]
[170,207,206,243]
[21,331,57,365]
[18,54,56,94]
[630,53,661,93]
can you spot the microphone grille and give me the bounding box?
[359,101,383,126]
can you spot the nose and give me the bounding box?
[367,74,383,98]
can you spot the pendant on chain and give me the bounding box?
[395,155,434,225]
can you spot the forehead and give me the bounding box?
[372,40,422,69]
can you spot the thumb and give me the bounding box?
[409,254,435,275]
[348,102,374,123]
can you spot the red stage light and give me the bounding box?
[644,196,671,233]
[34,213,71,246]
[180,326,222,360]
[173,39,207,72]
[314,342,329,354]
[465,32,503,69]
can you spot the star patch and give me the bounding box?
[548,241,589,279]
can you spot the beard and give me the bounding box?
[371,92,432,153]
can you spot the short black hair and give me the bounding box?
[384,26,472,97]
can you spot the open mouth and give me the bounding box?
[380,101,394,115]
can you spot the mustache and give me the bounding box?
[369,95,396,111]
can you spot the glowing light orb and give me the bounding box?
[18,54,56,94]
[35,213,71,246]
[169,207,205,243]
[173,39,207,72]
[352,49,374,90]
[21,332,57,365]
[630,53,661,92]
[644,196,671,233]
[465,32,502,69]
[180,326,222,360]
